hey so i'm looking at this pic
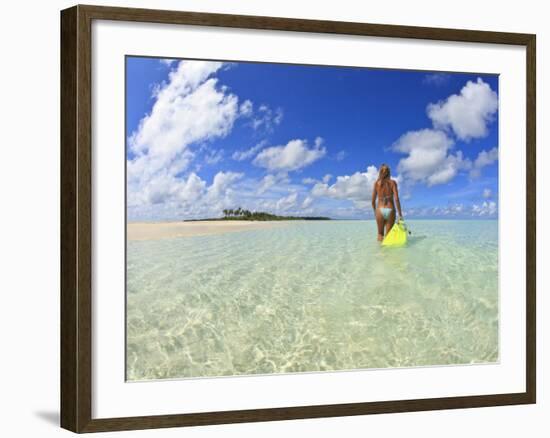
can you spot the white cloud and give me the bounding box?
[204,148,224,165]
[127,60,247,218]
[232,140,268,161]
[474,147,499,168]
[482,188,492,199]
[423,73,451,86]
[250,104,284,133]
[253,138,326,172]
[129,171,206,207]
[425,151,470,186]
[418,204,466,217]
[447,203,464,214]
[311,165,379,208]
[386,79,498,192]
[470,147,498,179]
[335,150,347,161]
[239,99,253,117]
[275,192,299,212]
[255,191,303,214]
[427,78,498,141]
[301,196,314,209]
[302,177,317,185]
[257,172,290,194]
[127,170,246,221]
[393,129,453,155]
[392,129,471,186]
[206,171,243,199]
[129,60,238,169]
[274,109,284,125]
[404,201,497,218]
[472,201,497,216]
[301,173,332,185]
[160,58,177,67]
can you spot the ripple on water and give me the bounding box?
[126,220,499,381]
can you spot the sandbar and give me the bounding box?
[127,220,291,241]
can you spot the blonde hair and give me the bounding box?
[378,164,391,181]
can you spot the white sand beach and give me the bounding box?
[127,220,290,241]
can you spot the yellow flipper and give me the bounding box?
[381,220,408,247]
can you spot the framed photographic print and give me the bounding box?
[60,4,536,433]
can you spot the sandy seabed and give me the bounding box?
[127,220,290,241]
[126,220,499,380]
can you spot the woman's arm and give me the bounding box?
[371,182,378,212]
[393,181,403,218]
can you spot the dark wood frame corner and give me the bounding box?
[60,4,536,433]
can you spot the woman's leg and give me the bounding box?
[385,209,396,236]
[375,208,385,241]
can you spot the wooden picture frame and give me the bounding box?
[61,4,536,433]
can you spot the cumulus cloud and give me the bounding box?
[482,188,492,199]
[405,201,497,218]
[239,99,253,117]
[425,151,471,186]
[427,78,498,141]
[255,191,303,214]
[302,177,318,185]
[232,140,268,161]
[389,79,498,189]
[311,165,380,208]
[250,104,284,133]
[253,138,326,172]
[412,204,466,217]
[127,60,248,218]
[392,129,471,186]
[127,170,244,220]
[275,192,299,211]
[301,196,314,209]
[128,61,237,176]
[206,171,243,199]
[474,147,499,168]
[160,58,177,67]
[470,147,498,179]
[472,201,497,216]
[301,173,333,186]
[204,148,224,165]
[257,172,290,194]
[446,203,464,214]
[129,61,236,159]
[129,171,205,207]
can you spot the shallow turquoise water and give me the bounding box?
[126,220,498,381]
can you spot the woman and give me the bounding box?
[371,164,403,241]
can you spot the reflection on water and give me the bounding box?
[126,220,498,381]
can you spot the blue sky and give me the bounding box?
[126,57,499,221]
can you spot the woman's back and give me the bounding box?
[376,178,394,207]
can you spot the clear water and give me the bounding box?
[126,220,498,381]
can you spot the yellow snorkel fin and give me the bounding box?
[381,219,408,247]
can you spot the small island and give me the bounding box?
[128,208,330,240]
[185,207,331,222]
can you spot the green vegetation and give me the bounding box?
[185,207,330,221]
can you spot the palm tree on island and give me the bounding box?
[183,208,331,222]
